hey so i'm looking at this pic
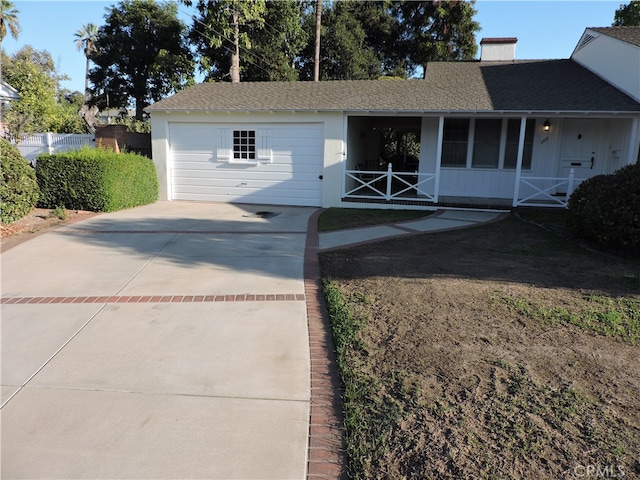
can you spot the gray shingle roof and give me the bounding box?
[590,26,640,47]
[148,59,640,113]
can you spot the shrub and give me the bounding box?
[0,138,39,223]
[566,162,640,251]
[36,147,158,212]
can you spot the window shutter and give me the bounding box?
[256,128,272,163]
[217,128,231,162]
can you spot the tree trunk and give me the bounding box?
[231,8,240,83]
[314,0,322,82]
[84,55,90,101]
[136,101,145,121]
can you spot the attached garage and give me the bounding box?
[168,122,324,206]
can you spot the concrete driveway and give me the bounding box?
[1,201,315,479]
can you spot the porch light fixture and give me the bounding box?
[543,119,551,132]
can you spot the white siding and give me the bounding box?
[572,29,640,103]
[169,122,324,206]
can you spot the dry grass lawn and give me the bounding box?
[320,214,640,479]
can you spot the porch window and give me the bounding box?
[233,130,256,160]
[441,119,469,167]
[504,119,535,169]
[472,119,502,168]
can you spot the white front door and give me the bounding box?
[558,119,601,180]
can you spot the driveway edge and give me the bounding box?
[304,209,348,479]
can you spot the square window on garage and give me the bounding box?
[233,130,256,160]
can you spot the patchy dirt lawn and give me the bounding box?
[321,215,640,479]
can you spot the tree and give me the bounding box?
[395,0,480,77]
[240,0,307,81]
[299,1,398,81]
[74,23,98,101]
[88,0,194,120]
[2,46,87,136]
[186,0,266,82]
[0,0,20,86]
[0,0,19,43]
[613,0,640,26]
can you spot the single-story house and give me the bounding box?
[148,27,640,210]
[1,79,20,135]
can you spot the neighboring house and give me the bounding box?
[148,29,640,210]
[0,79,20,106]
[1,79,20,136]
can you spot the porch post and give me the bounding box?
[342,114,348,198]
[627,116,640,165]
[567,168,575,201]
[511,116,527,207]
[434,116,444,203]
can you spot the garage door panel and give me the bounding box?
[170,122,323,206]
[272,138,323,149]
[175,186,321,201]
[176,192,320,207]
[174,182,322,196]
[174,174,322,188]
[172,166,318,178]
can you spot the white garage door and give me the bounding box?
[169,122,324,206]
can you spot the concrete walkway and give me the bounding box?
[319,209,505,251]
[1,202,314,479]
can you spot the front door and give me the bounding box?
[558,120,602,191]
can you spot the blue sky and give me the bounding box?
[1,0,624,94]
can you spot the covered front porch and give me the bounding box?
[341,114,639,209]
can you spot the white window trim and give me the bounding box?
[466,120,475,168]
[441,118,534,171]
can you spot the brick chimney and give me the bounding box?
[480,37,518,62]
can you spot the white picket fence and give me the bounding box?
[12,133,95,163]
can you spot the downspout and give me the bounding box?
[511,116,528,207]
[434,116,444,203]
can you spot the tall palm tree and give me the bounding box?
[74,23,98,101]
[0,0,20,43]
[0,0,20,84]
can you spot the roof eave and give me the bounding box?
[148,108,640,116]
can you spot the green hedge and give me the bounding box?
[0,138,39,224]
[566,162,640,252]
[36,147,158,212]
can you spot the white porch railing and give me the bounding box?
[514,169,585,208]
[344,163,437,202]
[12,133,95,163]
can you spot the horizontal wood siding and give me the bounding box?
[169,123,323,206]
[439,169,517,198]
